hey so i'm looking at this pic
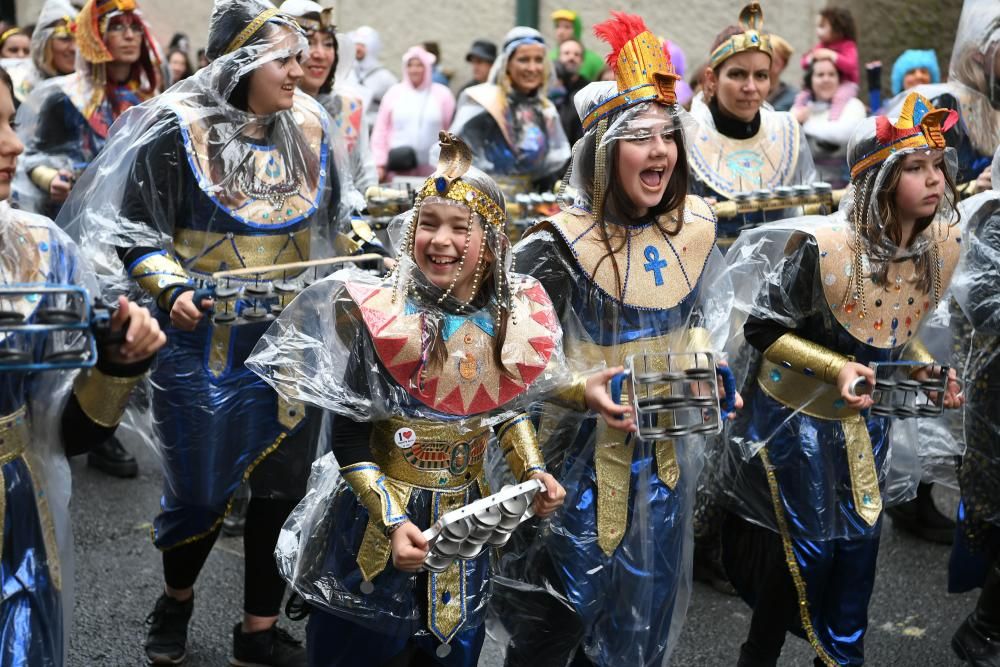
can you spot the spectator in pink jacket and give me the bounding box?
[801,7,859,84]
[371,45,455,181]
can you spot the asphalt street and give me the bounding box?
[69,439,976,666]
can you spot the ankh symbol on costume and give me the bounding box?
[643,245,668,286]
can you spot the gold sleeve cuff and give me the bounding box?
[551,374,587,411]
[73,367,142,428]
[901,338,935,366]
[128,252,192,310]
[764,333,849,385]
[497,414,545,482]
[340,462,409,531]
[30,166,59,192]
[686,327,713,352]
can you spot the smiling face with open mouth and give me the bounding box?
[247,29,306,115]
[412,201,488,302]
[614,107,679,217]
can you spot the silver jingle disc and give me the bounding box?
[436,643,452,659]
[359,580,375,595]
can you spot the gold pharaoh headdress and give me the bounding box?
[581,12,680,133]
[709,2,774,69]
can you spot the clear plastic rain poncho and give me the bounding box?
[714,95,964,666]
[948,146,1000,593]
[4,0,77,103]
[0,201,109,665]
[449,27,570,194]
[248,136,568,657]
[54,0,348,551]
[13,0,162,217]
[488,15,734,667]
[718,99,964,543]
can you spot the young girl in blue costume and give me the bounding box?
[720,92,966,667]
[492,12,736,667]
[0,65,164,666]
[58,0,349,663]
[249,132,629,666]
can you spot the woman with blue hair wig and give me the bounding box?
[891,49,941,96]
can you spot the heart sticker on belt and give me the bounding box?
[394,427,416,449]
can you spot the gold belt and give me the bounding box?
[370,418,489,491]
[174,227,311,279]
[756,362,882,526]
[0,406,29,466]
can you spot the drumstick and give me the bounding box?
[211,253,384,280]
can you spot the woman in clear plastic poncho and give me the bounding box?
[14,0,161,218]
[718,92,965,667]
[0,65,163,666]
[490,13,734,667]
[247,133,638,665]
[4,0,77,105]
[58,1,342,663]
[884,0,999,190]
[685,2,815,242]
[281,0,376,197]
[948,146,1000,662]
[450,26,570,201]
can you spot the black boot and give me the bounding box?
[736,643,777,667]
[231,622,306,667]
[145,593,194,665]
[87,436,138,478]
[886,482,955,544]
[953,564,1000,666]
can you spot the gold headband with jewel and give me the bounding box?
[709,2,773,69]
[416,132,505,229]
[293,8,334,35]
[582,12,680,133]
[225,7,281,55]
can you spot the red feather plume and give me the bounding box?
[593,12,650,69]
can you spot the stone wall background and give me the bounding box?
[13,0,965,97]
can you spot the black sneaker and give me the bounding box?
[87,436,139,478]
[231,622,306,667]
[145,593,193,665]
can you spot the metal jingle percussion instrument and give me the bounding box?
[0,284,124,371]
[848,361,953,418]
[419,479,544,574]
[621,351,737,441]
[191,253,383,325]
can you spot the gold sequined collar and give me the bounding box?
[811,220,962,348]
[344,276,560,415]
[543,195,717,310]
[170,92,327,227]
[688,109,801,199]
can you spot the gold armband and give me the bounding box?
[29,166,59,192]
[127,251,192,310]
[764,333,849,385]
[340,462,410,531]
[551,374,587,412]
[686,326,713,352]
[73,366,143,428]
[497,414,545,482]
[901,338,934,366]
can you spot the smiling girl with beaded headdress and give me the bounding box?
[719,92,965,666]
[247,132,632,665]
